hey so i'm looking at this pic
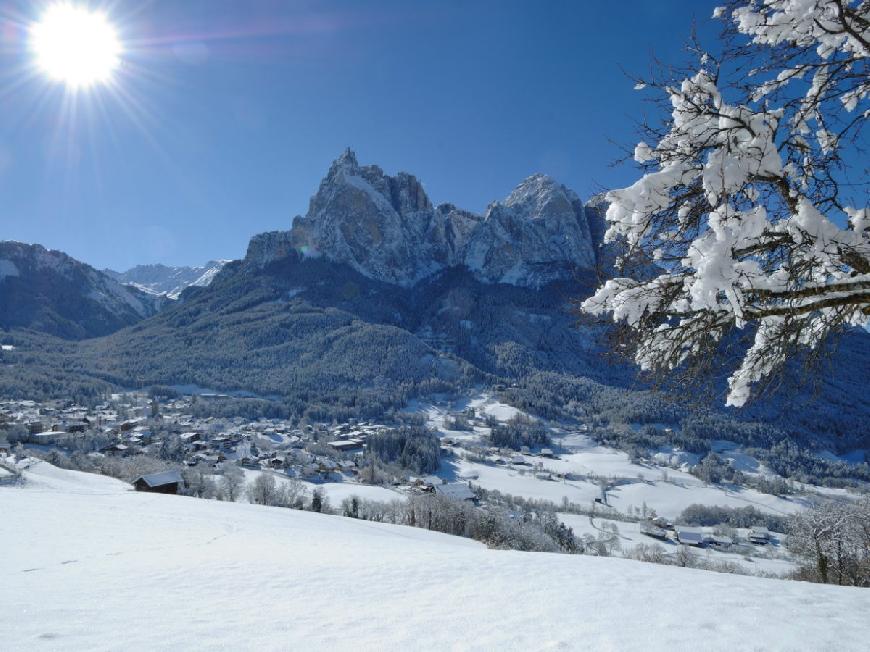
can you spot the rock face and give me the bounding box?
[0,242,162,339]
[263,149,604,288]
[464,174,596,286]
[105,260,229,299]
[289,149,478,285]
[245,231,296,269]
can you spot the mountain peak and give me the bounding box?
[502,173,579,217]
[249,152,604,288]
[329,147,360,175]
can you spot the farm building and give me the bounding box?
[639,521,669,540]
[748,527,770,544]
[675,526,705,547]
[328,440,363,453]
[132,471,183,495]
[434,482,478,504]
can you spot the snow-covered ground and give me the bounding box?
[239,468,405,505]
[3,461,870,651]
[557,513,797,577]
[418,393,823,521]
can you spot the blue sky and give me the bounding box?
[0,0,721,271]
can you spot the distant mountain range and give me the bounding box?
[104,261,229,299]
[1,151,867,456]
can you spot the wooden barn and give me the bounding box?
[132,471,183,495]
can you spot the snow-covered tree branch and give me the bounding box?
[583,0,869,406]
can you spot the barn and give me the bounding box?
[132,471,183,495]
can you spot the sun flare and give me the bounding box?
[30,3,122,89]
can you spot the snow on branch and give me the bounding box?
[583,0,870,406]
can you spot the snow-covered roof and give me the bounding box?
[134,471,182,488]
[434,483,476,502]
[675,526,704,544]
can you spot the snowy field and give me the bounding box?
[418,393,823,521]
[3,461,870,651]
[240,468,404,505]
[556,513,797,577]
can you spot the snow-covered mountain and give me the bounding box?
[4,460,869,651]
[282,149,606,288]
[0,241,163,339]
[105,260,229,299]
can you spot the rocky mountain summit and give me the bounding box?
[255,150,607,288]
[0,241,162,339]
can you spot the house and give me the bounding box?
[748,527,770,544]
[651,516,673,530]
[434,482,478,504]
[328,439,363,453]
[675,526,705,546]
[707,534,733,547]
[640,520,669,540]
[132,470,183,494]
[540,448,555,458]
[511,455,526,465]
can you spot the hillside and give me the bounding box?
[0,242,162,339]
[2,461,869,651]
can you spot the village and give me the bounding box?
[0,392,386,481]
[0,389,804,576]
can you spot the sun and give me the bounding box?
[30,3,122,89]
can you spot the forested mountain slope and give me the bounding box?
[0,242,162,339]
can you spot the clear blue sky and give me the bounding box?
[0,0,721,271]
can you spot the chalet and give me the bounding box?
[540,448,555,458]
[27,420,46,435]
[651,516,673,530]
[101,443,130,456]
[328,439,363,453]
[748,527,770,544]
[707,534,733,547]
[675,526,705,546]
[434,482,478,504]
[132,471,183,494]
[511,455,526,465]
[639,520,669,540]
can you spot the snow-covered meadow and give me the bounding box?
[3,461,870,651]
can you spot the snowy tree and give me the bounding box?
[788,498,870,585]
[247,473,279,506]
[583,0,869,406]
[220,464,245,502]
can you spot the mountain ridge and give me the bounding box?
[0,241,163,339]
[270,149,605,288]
